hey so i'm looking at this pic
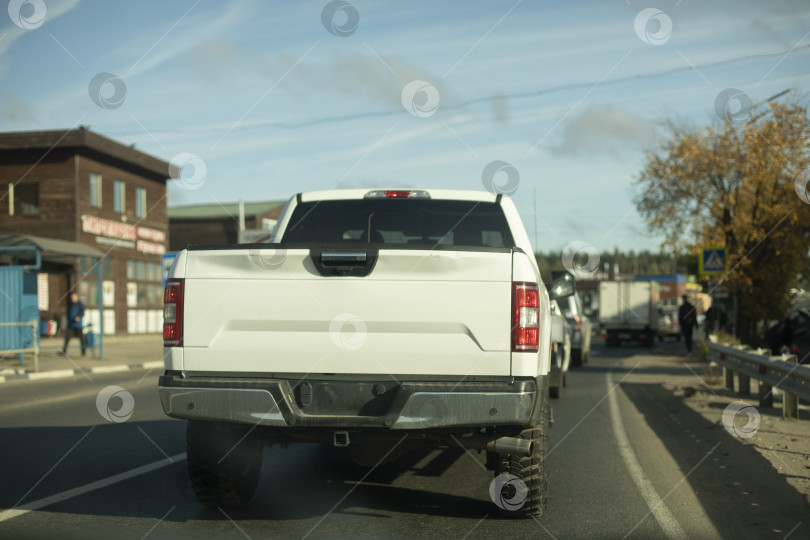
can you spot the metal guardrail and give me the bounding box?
[0,320,40,372]
[707,339,810,418]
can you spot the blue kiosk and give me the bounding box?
[0,233,105,364]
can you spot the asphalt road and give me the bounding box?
[1,341,807,539]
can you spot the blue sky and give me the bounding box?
[2,0,809,256]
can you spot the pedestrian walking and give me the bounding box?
[678,295,697,354]
[61,293,86,356]
[767,317,794,356]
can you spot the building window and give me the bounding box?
[78,256,112,279]
[9,182,40,215]
[114,180,125,213]
[103,257,114,280]
[147,262,160,282]
[90,173,102,208]
[135,187,146,218]
[148,284,163,307]
[78,280,99,307]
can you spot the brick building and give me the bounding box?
[168,200,286,250]
[634,274,691,310]
[0,128,170,335]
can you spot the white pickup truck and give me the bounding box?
[159,188,572,517]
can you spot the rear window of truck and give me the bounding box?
[281,199,515,248]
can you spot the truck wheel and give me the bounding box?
[571,349,582,367]
[493,385,549,518]
[187,421,263,508]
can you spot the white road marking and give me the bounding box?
[142,361,164,369]
[607,374,687,540]
[28,370,76,380]
[90,365,129,374]
[0,453,187,523]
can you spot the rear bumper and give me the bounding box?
[606,328,654,340]
[158,372,539,429]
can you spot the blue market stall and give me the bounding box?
[0,233,105,365]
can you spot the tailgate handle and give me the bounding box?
[311,249,378,277]
[321,252,367,265]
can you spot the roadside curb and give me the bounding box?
[0,360,164,383]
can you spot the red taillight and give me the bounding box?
[573,314,582,332]
[513,282,539,353]
[640,333,647,340]
[163,279,184,347]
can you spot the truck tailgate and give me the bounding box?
[180,248,514,376]
[600,281,655,327]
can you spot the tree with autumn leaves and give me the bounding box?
[635,99,810,342]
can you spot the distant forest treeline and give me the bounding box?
[535,249,698,277]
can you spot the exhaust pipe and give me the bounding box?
[486,436,533,457]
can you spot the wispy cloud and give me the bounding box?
[551,104,656,156]
[0,0,82,57]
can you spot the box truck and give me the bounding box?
[599,281,660,347]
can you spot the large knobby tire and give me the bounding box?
[494,384,549,518]
[187,421,263,508]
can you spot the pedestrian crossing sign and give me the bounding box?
[699,247,727,276]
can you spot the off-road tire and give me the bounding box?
[494,384,549,518]
[187,421,263,508]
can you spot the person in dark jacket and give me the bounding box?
[767,317,794,356]
[61,293,86,356]
[678,295,697,354]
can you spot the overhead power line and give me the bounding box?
[110,44,810,137]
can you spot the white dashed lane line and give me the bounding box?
[0,453,187,523]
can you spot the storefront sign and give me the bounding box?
[96,237,136,249]
[81,215,166,255]
[136,240,165,255]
